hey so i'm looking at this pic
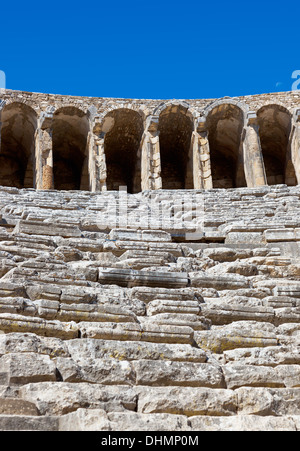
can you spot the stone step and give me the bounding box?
[14,220,82,238]
[0,414,58,431]
[60,411,300,432]
[98,268,189,288]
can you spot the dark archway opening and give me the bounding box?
[257,105,295,186]
[0,102,37,188]
[158,105,194,189]
[207,104,246,188]
[52,107,89,190]
[104,109,144,194]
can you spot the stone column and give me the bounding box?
[36,112,54,190]
[90,118,108,192]
[243,111,267,187]
[94,132,107,192]
[291,109,300,185]
[0,100,5,162]
[193,118,213,189]
[141,116,162,191]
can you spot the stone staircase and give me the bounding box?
[0,185,299,430]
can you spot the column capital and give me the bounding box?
[92,120,106,139]
[294,108,300,123]
[145,115,159,134]
[39,111,53,130]
[247,111,259,126]
[196,117,207,133]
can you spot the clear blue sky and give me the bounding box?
[1,0,299,99]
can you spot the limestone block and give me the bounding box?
[26,284,61,301]
[131,286,202,303]
[63,238,105,254]
[142,230,172,242]
[137,386,237,417]
[236,387,300,416]
[55,356,135,385]
[203,231,226,241]
[223,364,284,389]
[213,261,259,277]
[60,286,97,304]
[34,299,59,319]
[0,297,37,316]
[98,268,188,288]
[0,398,39,416]
[148,242,184,256]
[225,232,264,244]
[59,408,110,431]
[264,296,297,308]
[202,248,253,262]
[275,365,300,388]
[79,322,142,341]
[59,409,192,432]
[276,324,300,346]
[108,229,171,242]
[190,273,250,290]
[0,332,69,358]
[103,240,148,254]
[275,307,300,324]
[133,360,225,388]
[14,220,82,238]
[53,357,83,382]
[0,352,57,385]
[108,229,143,241]
[147,313,210,331]
[54,246,84,262]
[223,346,300,366]
[274,285,300,298]
[194,321,277,353]
[66,339,207,363]
[0,313,78,339]
[0,281,27,298]
[107,412,190,431]
[141,322,194,345]
[264,229,297,242]
[57,303,137,324]
[19,382,138,416]
[200,302,275,325]
[147,299,201,316]
[0,415,59,431]
[189,415,298,431]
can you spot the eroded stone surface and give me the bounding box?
[0,179,298,430]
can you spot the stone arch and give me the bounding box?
[257,104,295,186]
[203,98,249,119]
[154,101,197,122]
[205,102,246,188]
[3,97,39,114]
[102,108,144,194]
[157,103,195,189]
[51,102,91,116]
[52,106,90,190]
[0,102,37,188]
[99,101,151,123]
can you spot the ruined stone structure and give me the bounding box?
[0,89,300,194]
[0,89,299,430]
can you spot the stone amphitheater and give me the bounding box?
[0,88,299,431]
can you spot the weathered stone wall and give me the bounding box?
[0,184,298,430]
[0,89,299,431]
[0,90,299,193]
